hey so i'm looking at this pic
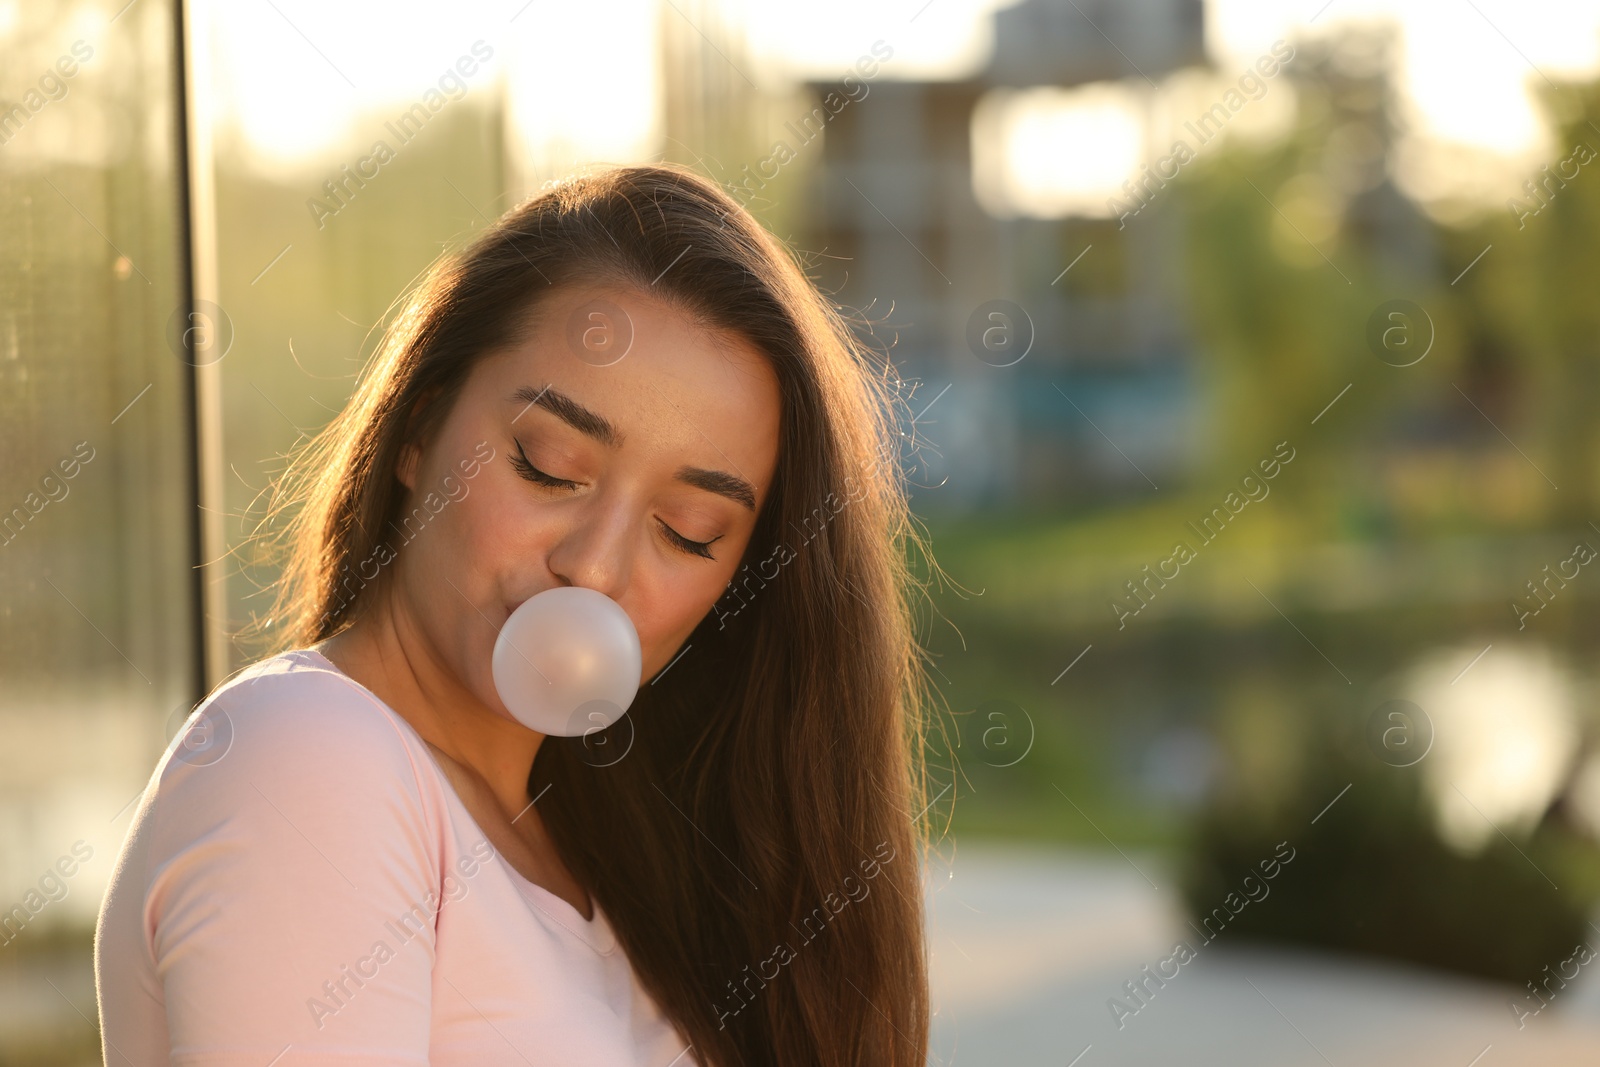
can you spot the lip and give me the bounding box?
[502,592,545,626]
[503,589,637,632]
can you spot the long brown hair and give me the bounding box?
[256,163,936,1066]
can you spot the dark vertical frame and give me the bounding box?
[171,0,205,704]
[172,0,227,699]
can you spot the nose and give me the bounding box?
[543,491,635,602]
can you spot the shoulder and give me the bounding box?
[149,650,445,850]
[118,651,448,1050]
[136,650,451,920]
[162,649,428,788]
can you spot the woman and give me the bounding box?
[96,163,935,1066]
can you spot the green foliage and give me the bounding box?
[1167,28,1600,537]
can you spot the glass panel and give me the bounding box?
[202,4,513,664]
[0,0,194,1061]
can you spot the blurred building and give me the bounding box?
[798,0,1212,510]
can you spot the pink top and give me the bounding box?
[95,648,700,1067]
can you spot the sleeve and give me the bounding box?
[143,669,445,1065]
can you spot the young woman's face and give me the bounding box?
[390,282,781,725]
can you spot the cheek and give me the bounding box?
[631,562,735,662]
[401,468,520,607]
[432,471,564,591]
[453,476,524,558]
[401,476,543,715]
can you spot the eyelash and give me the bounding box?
[509,440,579,491]
[509,441,722,561]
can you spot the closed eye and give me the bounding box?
[510,439,580,491]
[657,519,721,561]
[512,440,722,560]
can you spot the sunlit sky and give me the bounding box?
[190,0,1600,213]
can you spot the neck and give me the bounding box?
[314,588,545,818]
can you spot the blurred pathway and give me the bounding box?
[926,842,1600,1066]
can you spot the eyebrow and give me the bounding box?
[507,384,758,512]
[510,384,621,447]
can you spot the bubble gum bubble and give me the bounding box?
[492,587,641,736]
